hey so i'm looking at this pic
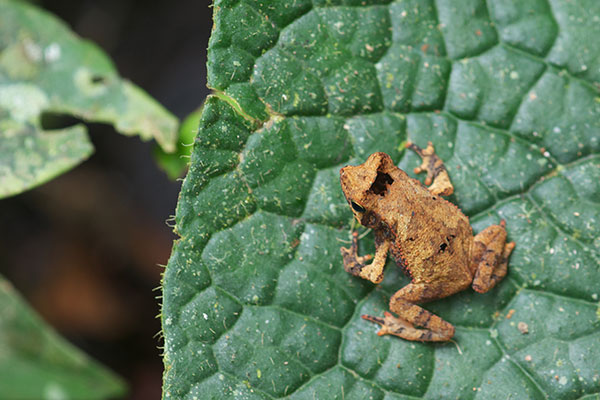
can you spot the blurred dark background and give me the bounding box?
[0,1,212,398]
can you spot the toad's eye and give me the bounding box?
[351,201,365,213]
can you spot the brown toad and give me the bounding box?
[340,142,515,342]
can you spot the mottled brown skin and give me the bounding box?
[339,142,515,342]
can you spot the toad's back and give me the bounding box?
[385,171,473,283]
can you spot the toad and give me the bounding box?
[340,142,515,341]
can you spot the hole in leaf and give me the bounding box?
[40,112,116,136]
[40,111,81,131]
[91,75,107,84]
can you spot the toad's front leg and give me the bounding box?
[363,282,458,342]
[341,231,390,284]
[406,141,453,197]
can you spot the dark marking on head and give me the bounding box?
[439,243,447,252]
[369,171,394,196]
[362,210,381,228]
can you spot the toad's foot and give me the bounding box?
[471,220,515,293]
[362,283,458,341]
[341,232,390,284]
[341,232,373,275]
[362,311,454,342]
[406,141,453,197]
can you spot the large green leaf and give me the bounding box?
[163,1,600,398]
[0,274,126,399]
[0,0,178,198]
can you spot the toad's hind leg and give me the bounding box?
[471,220,515,293]
[363,283,459,342]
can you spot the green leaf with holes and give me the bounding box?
[162,1,600,398]
[0,274,126,399]
[0,0,178,198]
